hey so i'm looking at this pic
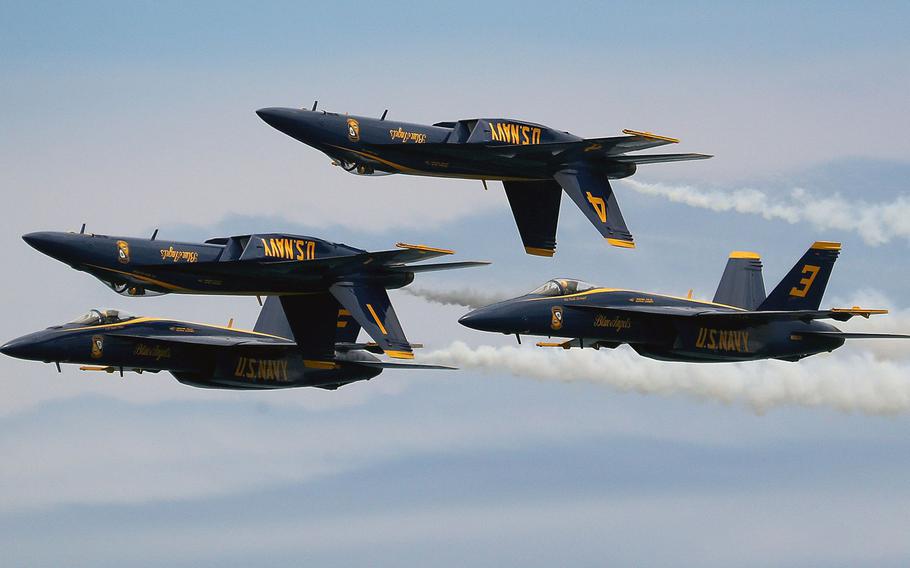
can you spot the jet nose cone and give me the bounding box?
[256,107,305,135]
[22,231,76,262]
[22,231,57,254]
[458,308,498,332]
[1,336,38,360]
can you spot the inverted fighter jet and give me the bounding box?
[257,105,711,255]
[459,242,909,362]
[23,229,488,360]
[0,298,451,390]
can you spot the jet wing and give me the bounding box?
[106,332,296,347]
[695,308,890,322]
[569,305,890,322]
[131,243,463,278]
[554,166,635,248]
[566,304,711,318]
[329,282,414,359]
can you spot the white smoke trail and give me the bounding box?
[424,341,910,415]
[622,179,910,246]
[401,287,513,310]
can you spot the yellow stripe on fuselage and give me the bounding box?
[65,316,291,340]
[327,145,541,182]
[524,288,747,311]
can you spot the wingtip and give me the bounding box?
[395,242,454,255]
[622,129,680,143]
[385,349,415,360]
[525,246,556,257]
[606,238,636,249]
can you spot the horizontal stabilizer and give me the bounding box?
[610,153,713,165]
[385,261,491,273]
[357,361,456,370]
[796,331,910,340]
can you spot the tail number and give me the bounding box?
[789,264,820,298]
[585,192,607,223]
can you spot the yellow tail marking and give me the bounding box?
[811,241,841,250]
[366,304,388,335]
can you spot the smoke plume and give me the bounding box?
[401,287,513,310]
[622,179,910,246]
[424,341,910,415]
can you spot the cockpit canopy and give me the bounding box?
[528,279,597,297]
[69,309,137,326]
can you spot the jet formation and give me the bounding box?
[3,103,907,389]
[459,242,910,362]
[257,104,710,255]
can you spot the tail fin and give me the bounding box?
[254,295,339,359]
[758,242,841,311]
[335,307,361,343]
[713,251,766,309]
[502,180,562,256]
[254,297,293,338]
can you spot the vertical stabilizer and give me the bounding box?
[713,251,766,309]
[759,242,841,311]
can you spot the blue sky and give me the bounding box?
[2,2,910,566]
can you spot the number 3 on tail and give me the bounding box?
[585,192,607,223]
[789,264,820,297]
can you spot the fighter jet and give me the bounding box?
[459,242,909,362]
[257,104,711,255]
[22,229,488,360]
[0,298,451,390]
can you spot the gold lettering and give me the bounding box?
[696,328,706,348]
[585,192,608,223]
[261,238,272,256]
[533,128,541,144]
[521,125,530,145]
[295,240,305,260]
[307,241,315,260]
[510,123,519,144]
[790,264,820,298]
[707,330,717,349]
